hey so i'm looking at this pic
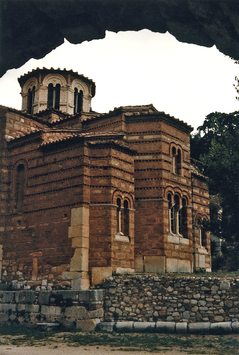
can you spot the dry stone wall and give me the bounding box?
[103,275,239,323]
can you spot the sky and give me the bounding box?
[0,29,238,132]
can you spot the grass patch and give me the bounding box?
[0,326,239,353]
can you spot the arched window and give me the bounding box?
[177,149,181,175]
[172,147,176,174]
[47,83,61,109]
[123,200,129,236]
[172,147,182,175]
[179,198,188,237]
[47,83,54,108]
[168,194,187,237]
[117,198,121,233]
[16,164,25,212]
[74,88,83,114]
[55,84,61,110]
[27,86,35,114]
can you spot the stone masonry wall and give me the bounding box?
[0,289,103,331]
[103,275,239,323]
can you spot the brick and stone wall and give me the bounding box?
[103,275,239,323]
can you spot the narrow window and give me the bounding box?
[47,83,54,109]
[181,198,188,237]
[74,88,78,114]
[177,149,181,175]
[202,229,207,248]
[16,164,25,212]
[78,90,83,112]
[172,147,176,173]
[117,198,121,233]
[123,200,129,236]
[55,84,60,110]
[74,88,83,114]
[168,194,176,234]
[174,195,180,234]
[27,86,35,114]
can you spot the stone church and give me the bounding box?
[0,68,210,290]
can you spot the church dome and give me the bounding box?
[18,67,96,115]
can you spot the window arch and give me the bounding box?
[16,164,25,212]
[74,88,83,114]
[47,83,61,109]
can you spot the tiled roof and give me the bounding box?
[41,130,124,146]
[190,163,207,179]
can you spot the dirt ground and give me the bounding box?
[0,343,207,355]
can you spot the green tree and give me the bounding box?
[191,111,239,245]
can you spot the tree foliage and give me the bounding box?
[191,111,239,244]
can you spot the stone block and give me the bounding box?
[91,267,112,286]
[25,304,39,313]
[2,291,14,303]
[15,291,24,303]
[72,236,89,249]
[232,322,239,333]
[179,238,189,245]
[78,290,103,303]
[89,308,104,319]
[211,322,232,334]
[57,290,77,300]
[220,280,230,290]
[115,321,134,332]
[176,322,188,334]
[41,305,49,316]
[68,226,89,240]
[62,271,84,280]
[17,304,26,312]
[1,303,16,313]
[70,248,89,272]
[70,207,89,227]
[96,322,114,332]
[156,321,176,333]
[188,322,210,334]
[166,258,178,273]
[64,306,88,319]
[38,291,50,305]
[76,318,100,331]
[25,290,35,304]
[71,277,90,291]
[134,255,143,272]
[178,260,191,273]
[144,256,165,273]
[133,322,155,332]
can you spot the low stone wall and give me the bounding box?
[0,289,103,330]
[102,275,239,323]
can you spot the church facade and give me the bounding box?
[0,68,210,290]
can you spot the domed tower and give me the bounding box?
[18,68,96,115]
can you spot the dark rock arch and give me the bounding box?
[1,0,239,77]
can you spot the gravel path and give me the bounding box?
[0,344,208,355]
